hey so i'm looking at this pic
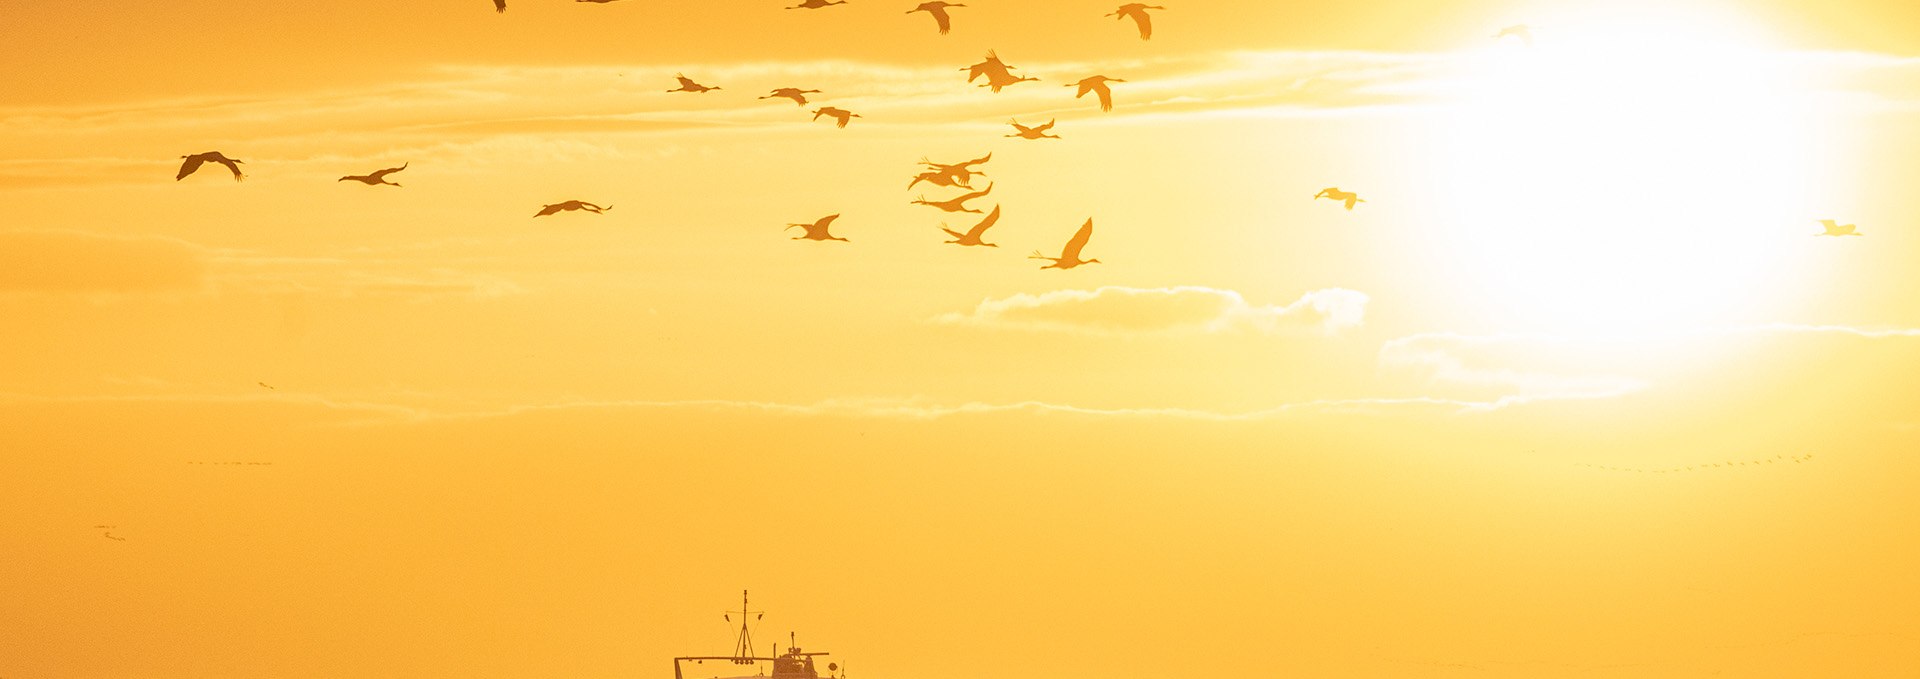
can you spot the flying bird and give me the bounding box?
[907,2,965,35]
[1314,187,1366,211]
[338,163,407,187]
[535,200,612,217]
[257,382,276,390]
[1816,219,1861,236]
[921,153,990,185]
[760,87,822,106]
[1068,75,1126,112]
[667,74,720,93]
[1494,24,1534,46]
[941,205,1002,247]
[176,151,244,181]
[979,69,1039,92]
[912,183,993,213]
[1030,219,1101,269]
[813,107,861,128]
[788,214,849,241]
[962,50,1017,84]
[1007,119,1061,140]
[576,0,623,3]
[1108,4,1165,40]
[94,525,125,541]
[908,169,971,190]
[493,0,506,12]
[786,0,847,8]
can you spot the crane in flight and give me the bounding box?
[1007,119,1061,140]
[962,51,1023,86]
[1067,75,1126,112]
[760,87,822,106]
[980,69,1039,92]
[176,151,245,181]
[907,2,965,35]
[339,163,408,187]
[920,153,991,186]
[1816,220,1862,237]
[1031,219,1101,269]
[787,0,848,8]
[535,200,612,217]
[788,214,849,241]
[1107,4,1165,40]
[667,74,720,93]
[1494,24,1534,46]
[912,183,993,213]
[493,0,506,12]
[1314,187,1366,211]
[812,107,861,128]
[941,205,1002,247]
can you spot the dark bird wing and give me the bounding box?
[1034,119,1056,132]
[964,152,991,167]
[1061,219,1094,260]
[494,0,506,11]
[966,205,1002,238]
[932,7,952,34]
[1009,121,1033,133]
[535,204,564,217]
[816,214,841,229]
[1130,10,1153,39]
[675,75,698,89]
[216,157,245,181]
[958,182,993,202]
[370,163,408,180]
[175,155,205,180]
[1095,84,1114,111]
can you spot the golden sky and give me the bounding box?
[4,0,1920,677]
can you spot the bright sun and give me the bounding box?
[1427,6,1827,335]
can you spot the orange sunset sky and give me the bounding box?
[4,0,1920,677]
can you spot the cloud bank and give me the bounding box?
[933,286,1368,336]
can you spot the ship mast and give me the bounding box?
[728,589,763,664]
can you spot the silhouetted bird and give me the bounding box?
[1108,4,1164,40]
[338,163,407,187]
[941,205,1002,247]
[786,0,847,8]
[103,532,126,541]
[535,200,612,217]
[962,51,1017,84]
[1031,219,1101,269]
[257,382,275,390]
[494,0,506,12]
[1068,75,1126,111]
[908,169,971,190]
[668,74,720,93]
[761,87,822,106]
[908,2,965,35]
[176,151,244,181]
[1314,187,1365,210]
[813,107,861,128]
[1816,219,1861,236]
[577,0,623,3]
[1495,24,1534,46]
[979,69,1038,92]
[1007,119,1061,139]
[788,214,849,241]
[912,183,993,213]
[921,153,990,185]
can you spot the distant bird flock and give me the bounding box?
[170,1,1862,283]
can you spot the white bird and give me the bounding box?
[1314,187,1365,211]
[1030,219,1102,269]
[1816,219,1861,237]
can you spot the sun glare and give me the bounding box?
[1429,6,1825,335]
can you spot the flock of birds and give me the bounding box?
[167,2,1416,273]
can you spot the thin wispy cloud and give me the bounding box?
[932,286,1369,336]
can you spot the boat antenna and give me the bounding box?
[727,589,763,664]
